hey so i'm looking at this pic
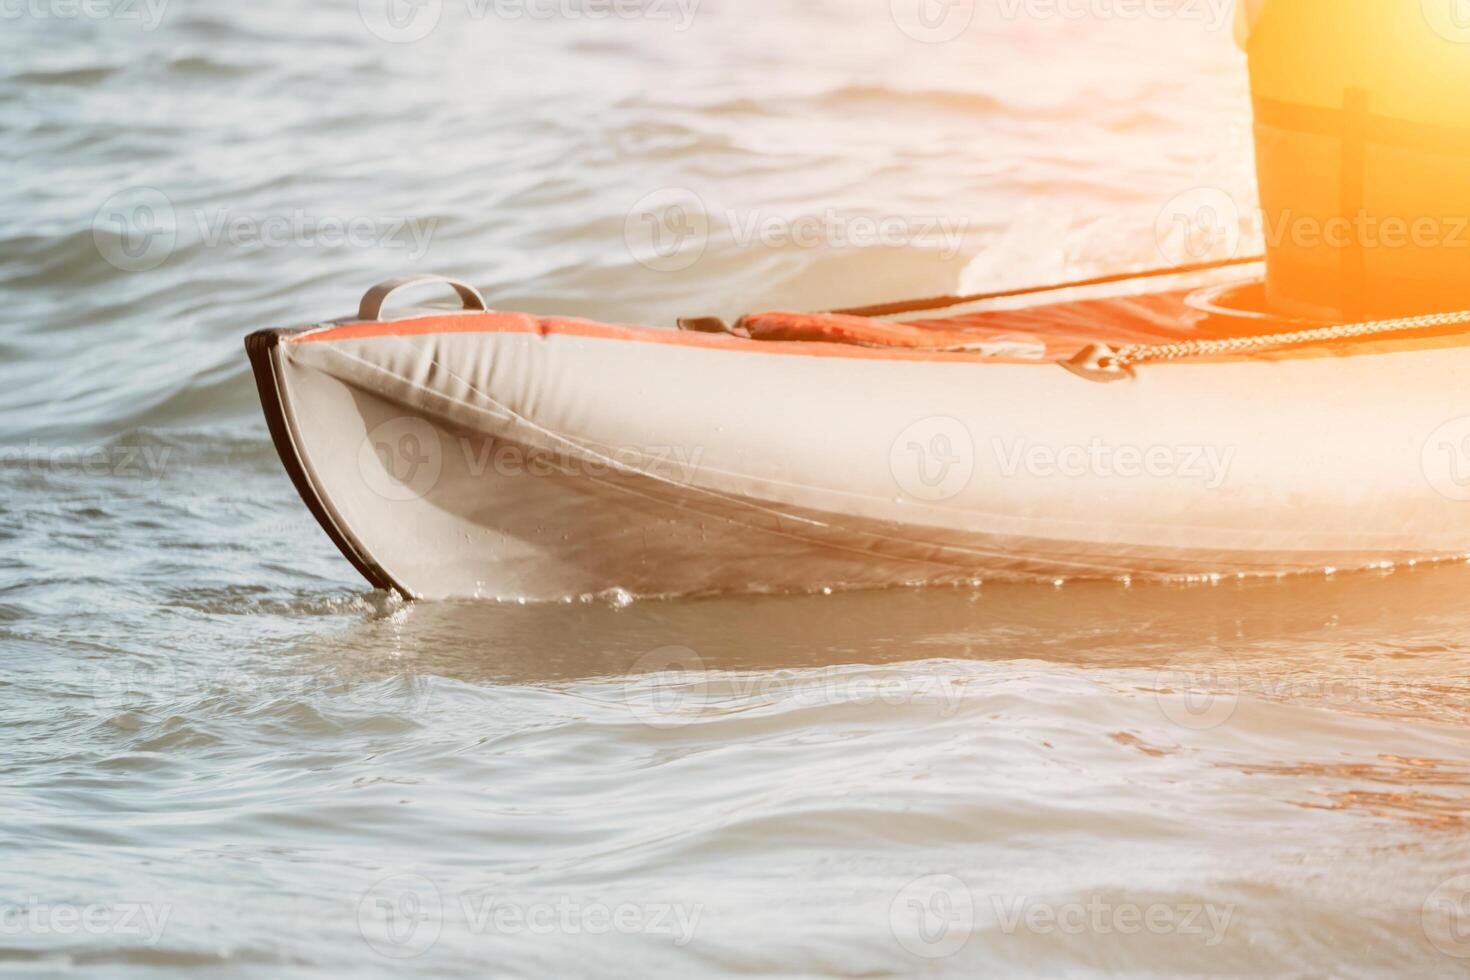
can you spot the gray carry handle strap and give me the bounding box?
[357,275,487,322]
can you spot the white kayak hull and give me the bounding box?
[247,303,1470,601]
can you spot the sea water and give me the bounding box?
[5,0,1470,975]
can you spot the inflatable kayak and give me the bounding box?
[246,269,1470,601]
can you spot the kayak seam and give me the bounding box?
[288,309,1470,366]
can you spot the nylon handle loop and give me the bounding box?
[358,275,487,322]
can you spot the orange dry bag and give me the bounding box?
[1243,0,1470,319]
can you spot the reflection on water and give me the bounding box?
[5,0,1470,975]
[314,564,1470,714]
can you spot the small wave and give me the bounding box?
[0,228,125,292]
[818,83,1009,115]
[156,583,378,618]
[9,65,120,86]
[165,55,254,79]
[613,84,1010,118]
